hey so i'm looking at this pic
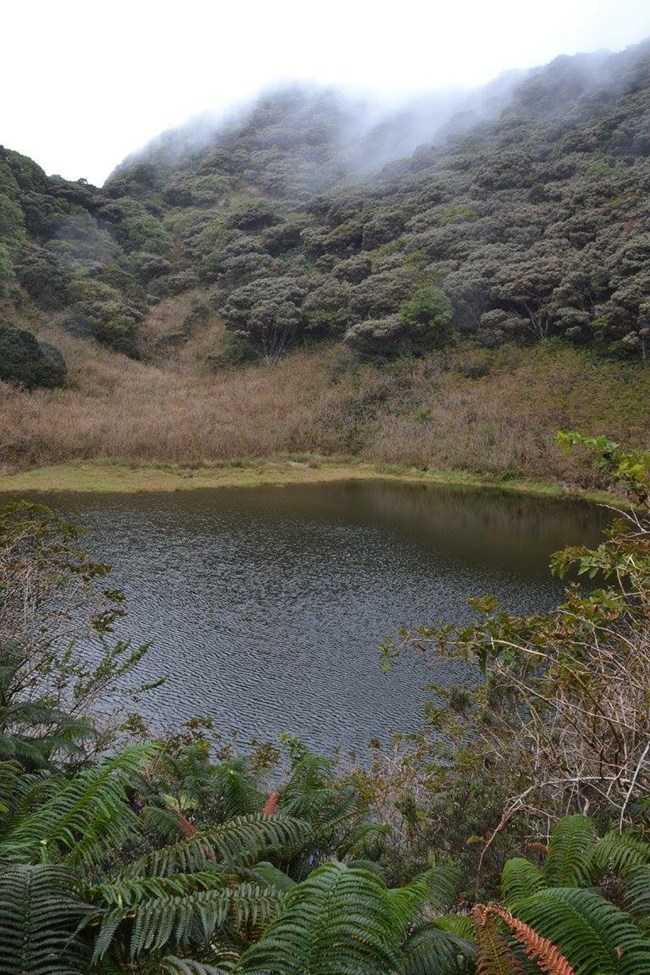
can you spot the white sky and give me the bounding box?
[2,0,649,185]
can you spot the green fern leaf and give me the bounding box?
[502,857,543,907]
[237,861,404,975]
[0,863,92,975]
[403,922,476,974]
[588,832,650,884]
[624,865,650,924]
[542,815,598,888]
[0,744,156,866]
[93,882,281,961]
[125,814,309,877]
[515,886,650,974]
[161,956,232,975]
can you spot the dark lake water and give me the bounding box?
[25,481,608,753]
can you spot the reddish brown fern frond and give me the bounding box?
[489,905,575,975]
[172,808,197,838]
[262,790,280,816]
[527,842,549,856]
[473,906,524,975]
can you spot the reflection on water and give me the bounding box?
[23,481,608,752]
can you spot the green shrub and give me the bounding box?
[0,319,66,389]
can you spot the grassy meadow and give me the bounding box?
[2,293,649,493]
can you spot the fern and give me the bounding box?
[0,744,155,867]
[502,857,543,907]
[514,887,650,974]
[387,863,464,926]
[402,923,476,975]
[487,905,575,975]
[542,816,598,888]
[93,882,282,961]
[252,861,297,892]
[212,760,264,819]
[587,831,650,884]
[623,864,650,924]
[161,957,232,975]
[0,863,92,975]
[434,914,477,941]
[87,870,233,908]
[125,814,309,877]
[236,861,405,974]
[474,908,524,975]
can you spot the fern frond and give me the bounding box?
[0,862,92,975]
[623,864,650,923]
[252,861,297,892]
[387,863,464,928]
[542,815,598,888]
[336,822,389,859]
[502,857,543,907]
[87,870,231,908]
[434,914,477,942]
[403,922,476,975]
[237,861,404,975]
[93,882,281,961]
[125,814,309,877]
[588,831,650,884]
[213,761,264,819]
[515,887,650,974]
[161,957,232,975]
[488,904,575,975]
[0,760,23,815]
[473,907,524,975]
[141,804,188,844]
[0,744,156,866]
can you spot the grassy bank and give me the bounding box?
[2,306,648,491]
[0,455,619,504]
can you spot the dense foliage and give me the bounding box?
[1,39,650,379]
[103,40,650,364]
[0,315,66,388]
[0,438,649,972]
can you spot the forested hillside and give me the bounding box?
[1,39,649,480]
[108,38,650,362]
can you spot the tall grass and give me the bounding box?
[1,317,648,490]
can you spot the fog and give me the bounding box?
[2,0,649,185]
[112,71,529,190]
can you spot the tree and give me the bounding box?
[399,284,453,347]
[382,433,650,841]
[220,277,307,362]
[0,501,150,766]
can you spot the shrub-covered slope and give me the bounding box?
[0,40,649,470]
[106,39,650,363]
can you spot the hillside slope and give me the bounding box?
[0,40,649,483]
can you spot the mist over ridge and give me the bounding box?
[109,39,643,194]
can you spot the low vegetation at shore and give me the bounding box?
[2,314,649,492]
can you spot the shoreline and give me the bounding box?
[0,457,616,505]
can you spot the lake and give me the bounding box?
[27,481,608,753]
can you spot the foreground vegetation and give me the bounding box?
[0,435,649,973]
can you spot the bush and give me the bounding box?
[399,284,453,347]
[14,248,72,310]
[343,315,404,356]
[0,243,14,293]
[0,319,66,389]
[63,279,143,357]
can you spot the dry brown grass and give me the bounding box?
[1,304,648,489]
[365,345,650,485]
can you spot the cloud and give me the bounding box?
[1,0,648,184]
